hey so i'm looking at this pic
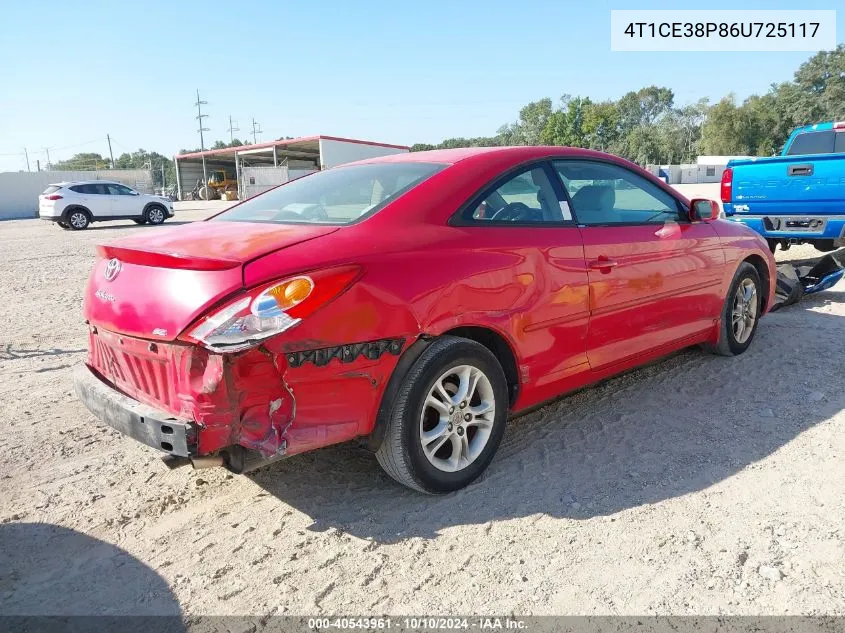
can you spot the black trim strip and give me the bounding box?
[285,337,406,368]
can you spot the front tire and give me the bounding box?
[66,209,90,230]
[144,205,166,225]
[375,336,508,493]
[708,262,762,356]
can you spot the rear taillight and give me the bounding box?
[720,167,732,204]
[833,121,845,130]
[45,194,63,201]
[184,266,361,353]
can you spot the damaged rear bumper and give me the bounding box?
[79,325,409,468]
[74,364,197,457]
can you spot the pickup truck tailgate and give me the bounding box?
[726,153,845,241]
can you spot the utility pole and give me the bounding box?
[23,147,30,172]
[107,134,115,168]
[228,115,239,144]
[251,118,262,145]
[195,89,209,192]
[44,147,51,170]
[36,159,41,172]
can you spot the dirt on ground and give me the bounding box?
[1,210,843,617]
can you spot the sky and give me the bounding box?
[0,0,841,172]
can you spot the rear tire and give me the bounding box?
[144,205,166,225]
[66,209,90,230]
[375,336,508,494]
[706,262,762,356]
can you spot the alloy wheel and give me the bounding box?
[69,212,88,229]
[148,208,165,224]
[732,278,758,344]
[419,364,496,473]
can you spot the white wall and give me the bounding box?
[697,155,752,165]
[318,139,407,169]
[0,169,154,220]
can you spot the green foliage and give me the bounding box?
[52,153,111,171]
[414,45,845,164]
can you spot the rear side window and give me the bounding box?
[42,185,62,195]
[461,166,568,223]
[69,185,87,194]
[786,131,835,155]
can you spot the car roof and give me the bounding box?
[791,122,834,135]
[53,180,124,186]
[346,145,624,166]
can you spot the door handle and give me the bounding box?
[588,257,618,272]
[788,164,813,176]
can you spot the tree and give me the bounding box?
[410,47,843,164]
[499,98,554,146]
[583,101,620,152]
[53,153,111,170]
[540,96,592,147]
[791,44,845,122]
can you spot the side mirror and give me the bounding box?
[689,198,720,222]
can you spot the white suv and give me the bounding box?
[39,181,174,230]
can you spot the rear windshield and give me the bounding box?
[213,162,445,225]
[786,131,835,155]
[42,185,62,195]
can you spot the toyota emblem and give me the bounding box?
[103,258,122,281]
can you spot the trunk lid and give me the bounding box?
[84,220,338,341]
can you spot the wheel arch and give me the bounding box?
[143,201,167,214]
[365,325,520,453]
[441,325,520,407]
[742,254,770,312]
[62,205,92,222]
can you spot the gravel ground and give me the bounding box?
[1,210,843,617]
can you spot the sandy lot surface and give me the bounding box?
[1,209,843,617]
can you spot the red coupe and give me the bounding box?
[75,147,776,493]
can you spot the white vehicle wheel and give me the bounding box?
[67,210,90,230]
[145,206,166,225]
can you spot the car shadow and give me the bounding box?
[0,523,183,628]
[249,297,845,542]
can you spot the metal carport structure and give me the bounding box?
[174,135,409,200]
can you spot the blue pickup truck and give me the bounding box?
[723,121,845,253]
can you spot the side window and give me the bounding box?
[553,160,682,226]
[91,184,110,195]
[106,184,133,195]
[69,185,86,194]
[786,131,835,156]
[463,166,568,223]
[835,132,845,154]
